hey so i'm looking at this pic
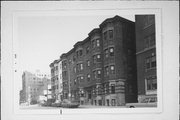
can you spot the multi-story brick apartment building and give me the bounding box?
[49,59,63,102]
[99,16,138,105]
[20,71,51,105]
[135,15,157,102]
[58,15,138,106]
[58,60,63,101]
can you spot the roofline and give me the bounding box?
[99,15,134,28]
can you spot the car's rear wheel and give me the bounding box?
[130,106,135,108]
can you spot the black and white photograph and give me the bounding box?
[18,14,157,110]
[1,1,179,120]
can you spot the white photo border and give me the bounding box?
[1,1,179,120]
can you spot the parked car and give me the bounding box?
[39,100,46,106]
[52,100,62,107]
[61,100,80,108]
[20,102,29,106]
[42,99,55,107]
[126,96,157,108]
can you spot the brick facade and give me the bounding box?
[57,15,138,106]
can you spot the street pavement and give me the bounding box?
[20,104,126,110]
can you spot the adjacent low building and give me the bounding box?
[135,15,157,102]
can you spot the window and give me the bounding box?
[63,61,67,69]
[76,51,79,58]
[105,84,109,94]
[93,71,96,79]
[96,39,100,47]
[146,58,151,69]
[73,56,76,62]
[55,66,58,71]
[77,64,79,72]
[79,50,83,56]
[74,67,76,73]
[146,78,157,90]
[144,33,155,49]
[79,89,85,97]
[104,49,108,58]
[145,54,156,70]
[74,79,77,85]
[109,47,114,56]
[104,66,109,76]
[92,40,96,48]
[64,93,68,99]
[151,56,156,67]
[87,60,90,67]
[77,63,83,71]
[76,50,83,58]
[93,55,96,64]
[88,93,92,99]
[93,54,101,63]
[86,46,90,54]
[103,31,107,41]
[96,54,101,62]
[111,84,115,94]
[62,71,67,77]
[109,30,113,39]
[80,63,83,70]
[97,70,101,78]
[92,88,96,95]
[97,86,102,95]
[110,65,115,74]
[87,74,90,81]
[80,76,84,82]
[59,63,62,70]
[77,77,80,83]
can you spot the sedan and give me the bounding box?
[61,100,80,108]
[126,96,157,108]
[52,101,62,107]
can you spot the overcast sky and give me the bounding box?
[18,15,135,75]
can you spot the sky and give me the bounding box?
[18,14,135,75]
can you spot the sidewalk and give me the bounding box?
[79,105,126,109]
